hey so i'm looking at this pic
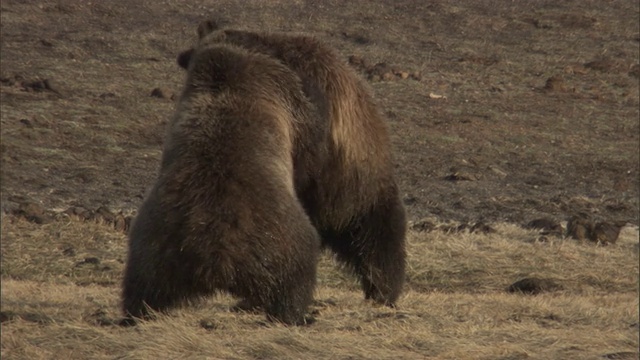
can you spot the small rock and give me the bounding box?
[64,206,94,221]
[525,218,563,237]
[381,72,395,81]
[410,71,422,81]
[99,92,116,99]
[444,172,476,181]
[199,319,219,330]
[411,219,436,232]
[591,221,625,245]
[544,75,567,92]
[19,119,34,128]
[508,277,562,295]
[469,221,496,234]
[584,58,617,72]
[95,206,115,224]
[76,257,101,267]
[629,64,639,78]
[13,202,51,224]
[601,352,638,360]
[150,87,174,100]
[114,214,131,232]
[22,78,59,94]
[348,55,370,70]
[403,196,417,206]
[118,317,137,327]
[1,311,17,323]
[566,215,594,241]
[398,71,409,79]
[62,246,76,257]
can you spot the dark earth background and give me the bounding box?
[1,0,638,227]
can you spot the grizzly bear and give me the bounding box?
[122,43,326,325]
[178,21,407,307]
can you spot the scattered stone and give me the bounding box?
[370,62,396,77]
[19,118,34,128]
[411,219,437,232]
[0,311,17,323]
[584,58,617,73]
[508,277,562,295]
[591,221,625,245]
[22,78,60,94]
[199,319,219,330]
[525,218,563,237]
[114,214,132,233]
[76,257,101,267]
[469,221,496,234]
[348,55,370,70]
[566,214,594,241]
[313,298,337,307]
[0,74,24,87]
[428,92,447,100]
[2,312,54,324]
[629,64,639,78]
[12,202,51,224]
[544,75,568,92]
[150,87,174,100]
[95,206,116,224]
[601,352,638,360]
[381,72,395,81]
[341,31,371,45]
[85,308,115,326]
[40,39,54,47]
[99,92,116,99]
[488,165,508,178]
[118,317,138,327]
[64,206,94,221]
[444,171,477,181]
[403,196,417,206]
[347,56,418,82]
[62,246,76,257]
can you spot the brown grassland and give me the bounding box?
[1,0,639,359]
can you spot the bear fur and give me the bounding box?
[178,21,407,307]
[122,43,326,325]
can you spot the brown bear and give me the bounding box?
[178,21,407,307]
[122,42,326,325]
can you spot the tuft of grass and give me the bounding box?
[1,216,638,359]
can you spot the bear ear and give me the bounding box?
[197,19,220,39]
[177,48,194,69]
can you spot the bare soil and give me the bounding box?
[1,0,638,226]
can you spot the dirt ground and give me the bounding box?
[1,0,638,226]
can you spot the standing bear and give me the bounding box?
[122,42,327,325]
[178,21,407,307]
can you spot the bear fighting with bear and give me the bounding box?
[122,21,406,325]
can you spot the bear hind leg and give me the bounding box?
[326,196,407,307]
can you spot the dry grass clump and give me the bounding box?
[1,217,637,359]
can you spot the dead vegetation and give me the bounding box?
[1,216,638,359]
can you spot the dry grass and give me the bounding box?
[1,217,638,359]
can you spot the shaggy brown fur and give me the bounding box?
[122,43,325,325]
[178,21,407,307]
